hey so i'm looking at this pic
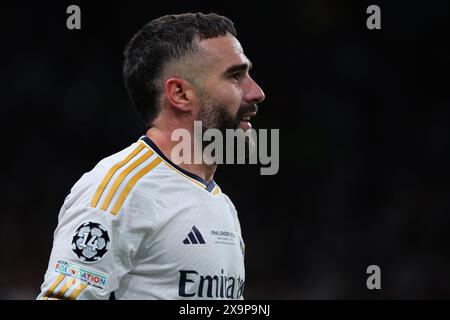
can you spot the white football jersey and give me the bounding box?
[37,136,245,300]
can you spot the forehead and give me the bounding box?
[196,34,249,71]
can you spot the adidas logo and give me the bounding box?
[183,226,205,244]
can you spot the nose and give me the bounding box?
[244,76,265,105]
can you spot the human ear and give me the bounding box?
[165,78,193,112]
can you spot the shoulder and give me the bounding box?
[218,189,239,215]
[67,139,164,217]
[55,140,165,246]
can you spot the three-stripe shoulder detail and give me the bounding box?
[91,142,161,215]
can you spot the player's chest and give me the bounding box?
[149,199,245,271]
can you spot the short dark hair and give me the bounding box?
[123,12,237,127]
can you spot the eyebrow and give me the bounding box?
[223,60,253,77]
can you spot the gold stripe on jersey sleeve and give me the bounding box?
[55,278,76,297]
[91,144,145,208]
[42,274,66,299]
[111,157,162,215]
[46,277,77,300]
[212,185,221,195]
[100,150,154,211]
[67,282,87,300]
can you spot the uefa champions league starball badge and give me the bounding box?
[71,221,110,263]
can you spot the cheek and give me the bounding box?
[218,84,243,112]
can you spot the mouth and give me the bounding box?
[239,112,257,131]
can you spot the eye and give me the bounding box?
[231,72,244,81]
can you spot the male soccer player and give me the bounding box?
[37,12,265,300]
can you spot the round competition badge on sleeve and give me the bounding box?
[71,221,110,263]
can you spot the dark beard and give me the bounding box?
[198,94,257,133]
[198,101,239,134]
[197,95,257,161]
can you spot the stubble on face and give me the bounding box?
[197,90,240,133]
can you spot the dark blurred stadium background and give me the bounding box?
[1,1,449,299]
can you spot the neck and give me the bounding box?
[146,125,217,183]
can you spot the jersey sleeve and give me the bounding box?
[37,199,147,300]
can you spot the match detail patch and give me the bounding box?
[71,221,110,263]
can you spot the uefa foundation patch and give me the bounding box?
[55,259,109,290]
